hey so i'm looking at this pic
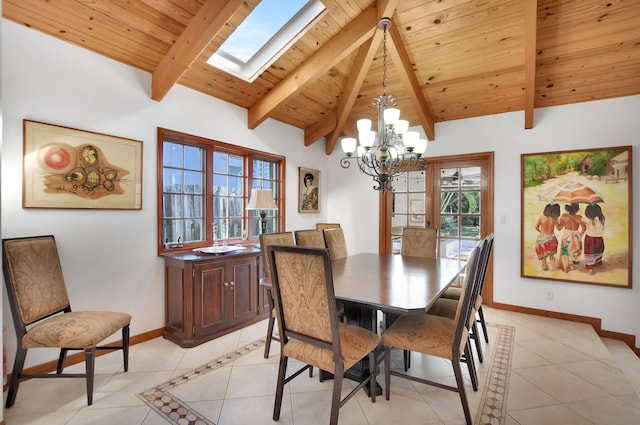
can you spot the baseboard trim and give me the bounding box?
[491,302,640,356]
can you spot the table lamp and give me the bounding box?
[246,188,278,234]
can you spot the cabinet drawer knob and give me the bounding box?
[224,282,229,287]
[230,281,235,287]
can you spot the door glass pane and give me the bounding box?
[441,192,459,214]
[461,166,480,189]
[408,170,426,192]
[440,215,459,238]
[393,193,408,213]
[461,191,480,214]
[440,168,460,190]
[461,216,480,238]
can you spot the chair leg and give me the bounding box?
[329,367,343,425]
[464,344,478,391]
[369,351,377,404]
[452,354,473,425]
[384,347,391,401]
[5,345,27,408]
[264,313,276,359]
[122,325,130,372]
[273,356,288,421]
[403,349,411,371]
[471,321,484,363]
[57,348,68,373]
[478,306,489,343]
[85,347,96,406]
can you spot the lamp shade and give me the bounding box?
[246,189,278,210]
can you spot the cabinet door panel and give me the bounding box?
[194,264,225,337]
[227,259,257,326]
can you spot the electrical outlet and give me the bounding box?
[546,291,554,301]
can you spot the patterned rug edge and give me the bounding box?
[138,324,515,425]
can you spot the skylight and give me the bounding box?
[207,0,326,82]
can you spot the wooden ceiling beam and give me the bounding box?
[304,112,336,146]
[523,0,538,129]
[151,0,245,101]
[248,4,379,130]
[386,19,436,141]
[323,0,401,154]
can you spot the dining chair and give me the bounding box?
[437,233,494,347]
[267,244,379,425]
[382,240,485,425]
[401,227,438,258]
[315,222,341,231]
[323,228,348,260]
[259,231,295,359]
[294,229,326,248]
[426,234,494,364]
[2,235,131,408]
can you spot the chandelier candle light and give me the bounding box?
[340,17,427,192]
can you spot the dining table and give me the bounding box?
[321,252,467,393]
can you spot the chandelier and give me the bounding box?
[340,17,427,192]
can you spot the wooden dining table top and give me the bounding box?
[329,253,466,316]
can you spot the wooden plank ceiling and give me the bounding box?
[4,0,640,154]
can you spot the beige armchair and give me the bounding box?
[382,240,486,425]
[2,235,131,408]
[267,245,379,425]
[323,228,348,260]
[258,231,295,358]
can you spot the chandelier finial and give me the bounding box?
[339,17,428,192]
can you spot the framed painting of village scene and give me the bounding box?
[521,146,631,288]
[23,120,143,210]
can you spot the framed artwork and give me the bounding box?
[521,146,632,288]
[23,120,143,209]
[298,167,319,213]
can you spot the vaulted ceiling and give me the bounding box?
[4,0,640,154]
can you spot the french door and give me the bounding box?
[380,152,494,303]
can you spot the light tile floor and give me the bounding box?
[3,307,640,425]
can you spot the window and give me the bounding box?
[158,128,285,254]
[207,0,326,82]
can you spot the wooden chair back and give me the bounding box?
[401,227,438,258]
[259,232,295,280]
[323,228,348,260]
[294,229,326,248]
[316,223,341,231]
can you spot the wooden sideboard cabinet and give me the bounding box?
[163,247,269,347]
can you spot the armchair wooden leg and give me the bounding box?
[5,346,27,408]
[85,347,96,406]
[264,314,276,358]
[57,348,68,373]
[384,347,391,401]
[122,325,130,372]
[273,356,287,421]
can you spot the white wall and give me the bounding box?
[1,19,331,369]
[327,95,640,345]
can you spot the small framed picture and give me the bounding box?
[299,167,320,213]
